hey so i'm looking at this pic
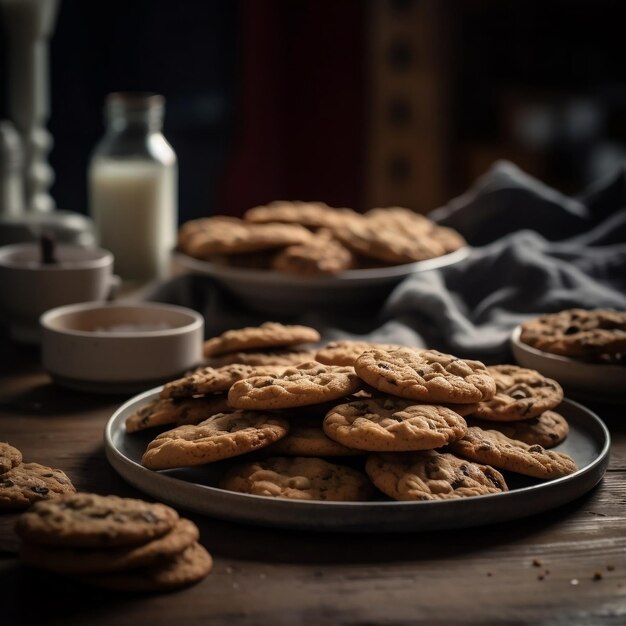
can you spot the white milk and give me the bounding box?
[89,158,177,282]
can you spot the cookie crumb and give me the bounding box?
[570,579,579,586]
[592,572,603,581]
[532,558,543,567]
[607,565,615,571]
[538,574,544,581]
[486,572,492,577]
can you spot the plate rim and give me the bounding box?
[104,388,611,531]
[173,247,471,287]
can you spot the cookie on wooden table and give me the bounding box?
[81,542,213,592]
[365,450,508,501]
[470,365,563,421]
[467,410,569,449]
[323,397,467,452]
[219,456,374,501]
[141,411,290,470]
[160,364,286,399]
[0,463,75,510]
[315,340,407,367]
[354,348,496,404]
[0,441,22,474]
[228,361,362,410]
[519,308,626,358]
[20,518,200,574]
[125,396,231,433]
[203,322,320,358]
[450,426,577,479]
[15,493,179,548]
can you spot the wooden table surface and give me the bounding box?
[1,338,625,626]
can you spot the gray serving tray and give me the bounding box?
[104,389,610,533]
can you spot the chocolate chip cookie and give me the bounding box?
[450,426,578,479]
[0,463,76,510]
[323,397,467,452]
[315,340,406,367]
[15,493,179,547]
[354,348,496,404]
[219,456,374,501]
[365,450,508,501]
[228,361,362,410]
[470,365,563,421]
[519,308,626,357]
[141,411,290,470]
[0,441,22,474]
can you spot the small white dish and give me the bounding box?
[510,325,626,400]
[41,302,204,394]
[0,242,116,343]
[174,247,470,315]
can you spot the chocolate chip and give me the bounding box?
[564,326,579,335]
[31,486,49,495]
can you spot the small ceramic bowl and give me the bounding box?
[510,325,626,401]
[41,302,204,394]
[0,242,116,343]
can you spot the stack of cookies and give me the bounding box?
[15,493,212,592]
[520,308,626,365]
[177,203,466,275]
[130,330,578,503]
[0,442,76,510]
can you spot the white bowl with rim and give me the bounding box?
[41,302,204,394]
[510,325,626,401]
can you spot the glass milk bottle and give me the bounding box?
[89,93,177,284]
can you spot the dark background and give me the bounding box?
[2,0,626,224]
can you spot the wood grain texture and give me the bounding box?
[1,340,625,626]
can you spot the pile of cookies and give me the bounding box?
[520,308,626,365]
[15,493,212,592]
[0,442,76,510]
[126,324,578,503]
[177,203,466,275]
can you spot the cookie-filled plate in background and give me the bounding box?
[173,247,470,316]
[104,387,609,533]
[511,325,626,402]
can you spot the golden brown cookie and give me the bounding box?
[15,493,179,547]
[228,361,362,410]
[315,340,407,367]
[364,207,435,235]
[180,216,313,259]
[267,418,362,457]
[429,225,467,253]
[206,348,317,367]
[333,217,446,264]
[272,231,357,275]
[244,200,359,230]
[160,364,286,399]
[219,456,374,501]
[203,322,321,358]
[141,411,290,470]
[125,396,231,433]
[0,463,76,510]
[519,308,626,357]
[20,518,200,574]
[323,397,467,452]
[365,450,508,501]
[470,365,563,421]
[0,441,22,474]
[81,542,213,592]
[468,411,569,449]
[450,426,578,479]
[354,348,496,404]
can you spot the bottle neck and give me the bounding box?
[104,93,165,135]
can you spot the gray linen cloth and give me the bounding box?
[146,161,626,364]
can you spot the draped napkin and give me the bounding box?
[144,161,626,364]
